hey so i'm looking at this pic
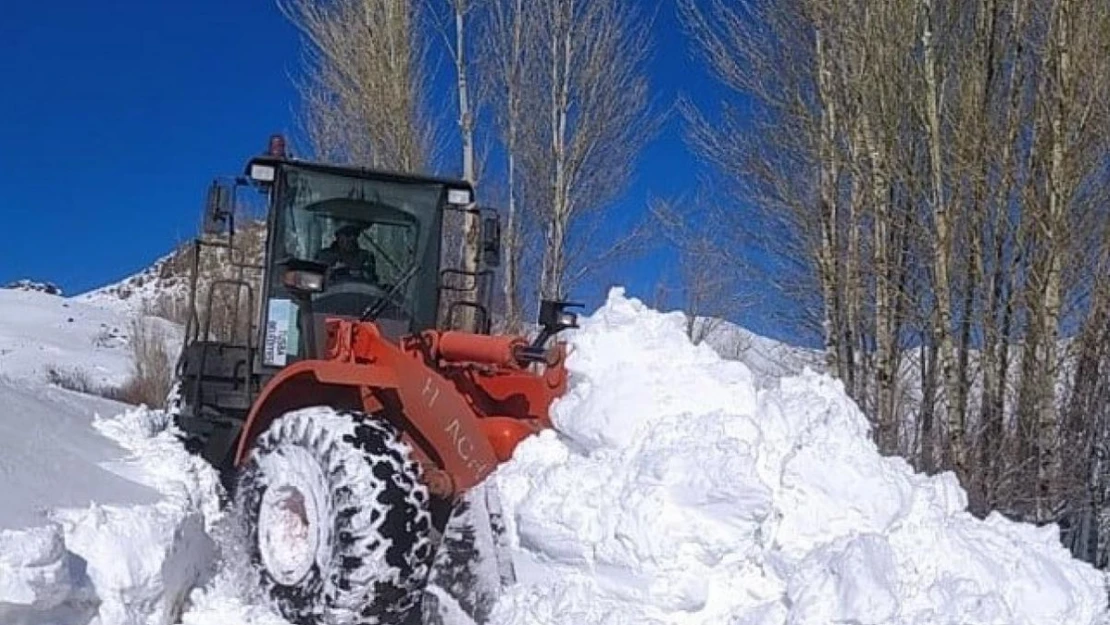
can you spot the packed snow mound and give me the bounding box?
[0,399,224,625]
[488,288,1110,625]
[0,378,158,529]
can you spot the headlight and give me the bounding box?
[447,187,473,206]
[282,269,324,293]
[250,163,276,182]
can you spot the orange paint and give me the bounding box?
[234,317,569,500]
[434,332,529,368]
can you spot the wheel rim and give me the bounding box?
[256,447,327,586]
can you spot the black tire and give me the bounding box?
[422,484,508,624]
[164,379,182,418]
[234,406,435,625]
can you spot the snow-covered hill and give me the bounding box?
[0,278,1107,624]
[74,220,267,322]
[0,289,180,390]
[74,249,192,318]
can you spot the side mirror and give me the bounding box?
[529,299,583,349]
[481,215,501,268]
[203,180,234,235]
[538,299,582,334]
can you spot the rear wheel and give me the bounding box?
[235,406,435,625]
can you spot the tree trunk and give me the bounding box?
[921,0,964,477]
[1037,0,1071,521]
[541,0,573,300]
[815,28,843,381]
[862,109,896,454]
[501,0,526,332]
[452,0,482,331]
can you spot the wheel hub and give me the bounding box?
[256,448,327,586]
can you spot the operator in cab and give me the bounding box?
[316,223,379,284]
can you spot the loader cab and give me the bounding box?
[173,135,501,470]
[253,159,465,366]
[206,141,500,365]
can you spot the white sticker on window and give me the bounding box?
[265,298,293,367]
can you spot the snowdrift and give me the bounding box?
[487,289,1110,625]
[1,286,1107,625]
[0,398,222,625]
[0,289,218,624]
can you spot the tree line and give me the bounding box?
[276,0,1110,568]
[680,0,1110,566]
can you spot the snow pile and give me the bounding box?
[488,288,1110,625]
[0,396,224,624]
[0,378,160,531]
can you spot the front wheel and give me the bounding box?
[234,406,435,625]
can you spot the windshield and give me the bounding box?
[261,165,445,365]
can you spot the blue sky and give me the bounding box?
[0,0,815,346]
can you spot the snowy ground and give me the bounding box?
[0,288,218,624]
[0,289,186,531]
[0,286,1108,624]
[0,290,139,389]
[0,290,174,532]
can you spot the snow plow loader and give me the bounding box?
[168,136,579,624]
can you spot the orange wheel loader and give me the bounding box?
[167,136,580,625]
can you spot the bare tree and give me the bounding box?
[523,0,655,300]
[676,0,826,353]
[647,195,754,345]
[679,0,1110,563]
[480,0,539,330]
[279,0,431,170]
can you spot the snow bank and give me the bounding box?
[488,288,1110,625]
[0,399,222,625]
[0,379,158,530]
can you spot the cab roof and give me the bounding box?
[245,154,475,193]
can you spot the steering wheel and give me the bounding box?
[324,261,375,285]
[312,277,408,318]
